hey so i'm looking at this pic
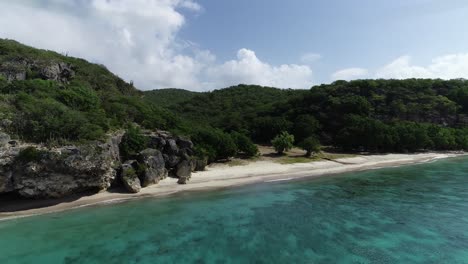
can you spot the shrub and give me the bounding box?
[119,125,148,160]
[271,131,294,154]
[191,128,237,162]
[298,136,321,157]
[231,131,258,157]
[17,146,45,162]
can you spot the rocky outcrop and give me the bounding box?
[0,60,75,84]
[114,130,203,192]
[0,129,205,198]
[39,62,75,83]
[137,149,167,187]
[121,160,141,193]
[0,133,123,198]
[176,160,191,184]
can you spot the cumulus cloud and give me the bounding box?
[375,54,468,79]
[0,0,313,90]
[205,49,313,89]
[332,54,468,82]
[331,68,368,81]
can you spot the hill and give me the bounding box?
[143,88,198,108]
[0,39,177,143]
[164,84,308,141]
[161,79,468,153]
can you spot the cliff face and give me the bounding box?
[0,130,203,199]
[0,132,122,198]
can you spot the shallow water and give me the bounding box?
[1,157,468,263]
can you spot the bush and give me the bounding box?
[17,147,45,162]
[119,125,148,160]
[231,131,258,157]
[191,128,237,162]
[271,131,294,154]
[298,136,321,157]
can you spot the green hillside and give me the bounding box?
[143,88,198,108]
[0,39,177,143]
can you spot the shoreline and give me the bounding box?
[0,152,465,221]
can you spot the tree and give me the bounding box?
[231,131,258,157]
[119,125,148,160]
[293,115,321,143]
[299,136,321,157]
[271,131,294,155]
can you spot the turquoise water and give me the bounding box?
[2,158,468,263]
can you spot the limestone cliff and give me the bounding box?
[0,130,204,199]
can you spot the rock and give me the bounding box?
[0,132,10,147]
[176,160,191,184]
[10,134,122,198]
[138,149,168,187]
[177,177,188,184]
[0,170,14,193]
[190,159,197,172]
[0,119,12,130]
[176,138,194,149]
[39,62,75,83]
[0,69,26,82]
[121,160,141,193]
[164,139,179,155]
[148,135,166,150]
[163,154,180,168]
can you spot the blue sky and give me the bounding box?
[1,0,468,90]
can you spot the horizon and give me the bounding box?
[1,0,468,91]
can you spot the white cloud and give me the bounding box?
[331,54,468,82]
[300,53,322,64]
[331,68,368,81]
[0,0,313,90]
[205,49,313,89]
[376,54,468,79]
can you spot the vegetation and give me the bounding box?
[4,39,468,165]
[143,88,198,108]
[161,79,468,154]
[0,39,178,145]
[271,132,295,155]
[298,136,321,157]
[119,125,149,161]
[17,146,45,162]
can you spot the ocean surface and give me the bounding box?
[1,157,468,264]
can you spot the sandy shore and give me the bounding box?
[0,152,464,221]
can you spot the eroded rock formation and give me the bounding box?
[0,130,203,198]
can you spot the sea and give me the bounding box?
[1,156,468,263]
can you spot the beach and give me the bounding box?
[0,152,464,220]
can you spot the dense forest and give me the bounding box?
[2,39,468,164]
[152,79,468,154]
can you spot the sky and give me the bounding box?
[1,0,468,91]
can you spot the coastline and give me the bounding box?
[0,152,464,221]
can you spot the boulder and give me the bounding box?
[121,160,141,193]
[148,135,166,150]
[163,154,180,168]
[138,149,168,187]
[9,134,122,198]
[39,62,75,83]
[0,132,10,148]
[164,139,179,155]
[176,138,194,149]
[176,160,191,184]
[0,170,14,193]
